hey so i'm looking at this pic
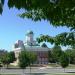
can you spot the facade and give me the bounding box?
[13,31,50,64]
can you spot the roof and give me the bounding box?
[26,30,34,35]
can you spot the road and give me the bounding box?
[0,67,75,75]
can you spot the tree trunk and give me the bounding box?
[7,64,8,68]
[22,69,25,75]
[0,67,1,75]
[64,68,65,72]
[30,65,31,75]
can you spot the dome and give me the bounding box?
[15,40,23,44]
[26,30,34,35]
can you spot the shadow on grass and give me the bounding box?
[66,72,75,73]
[25,73,48,75]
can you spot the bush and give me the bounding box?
[59,52,69,68]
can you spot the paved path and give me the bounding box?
[0,67,75,74]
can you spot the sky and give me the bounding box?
[0,0,70,51]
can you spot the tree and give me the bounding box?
[48,50,56,63]
[1,51,16,68]
[37,32,75,46]
[59,52,69,71]
[0,49,6,72]
[0,0,4,14]
[27,51,37,75]
[65,49,75,64]
[0,49,7,61]
[9,51,16,63]
[7,0,75,30]
[18,50,37,75]
[65,49,72,64]
[1,52,11,68]
[18,51,30,69]
[65,48,75,64]
[52,45,63,63]
[28,51,37,64]
[1,0,75,46]
[18,51,29,75]
[71,45,75,49]
[8,0,75,46]
[18,51,37,69]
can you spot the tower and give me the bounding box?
[25,30,34,46]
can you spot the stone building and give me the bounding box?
[13,31,50,65]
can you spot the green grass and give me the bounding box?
[5,63,75,69]
[0,74,18,75]
[67,64,75,69]
[35,73,75,75]
[49,74,75,75]
[24,73,75,75]
[48,63,75,69]
[48,63,60,67]
[1,73,75,75]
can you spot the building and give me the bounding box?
[13,30,50,65]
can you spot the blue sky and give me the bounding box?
[0,0,70,51]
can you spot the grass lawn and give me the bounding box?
[67,64,75,69]
[33,73,75,75]
[0,74,18,75]
[4,63,75,69]
[37,73,75,75]
[49,74,75,75]
[1,73,75,75]
[48,63,75,69]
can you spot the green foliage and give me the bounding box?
[71,45,75,49]
[18,51,29,69]
[8,0,75,46]
[8,0,75,30]
[48,45,63,63]
[0,0,4,14]
[65,49,72,64]
[0,51,16,68]
[18,51,37,69]
[28,51,37,64]
[52,45,63,63]
[8,51,16,63]
[1,0,75,46]
[52,45,62,56]
[48,50,56,63]
[37,32,75,46]
[65,49,75,64]
[1,52,11,66]
[0,49,7,61]
[60,52,69,68]
[0,0,75,46]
